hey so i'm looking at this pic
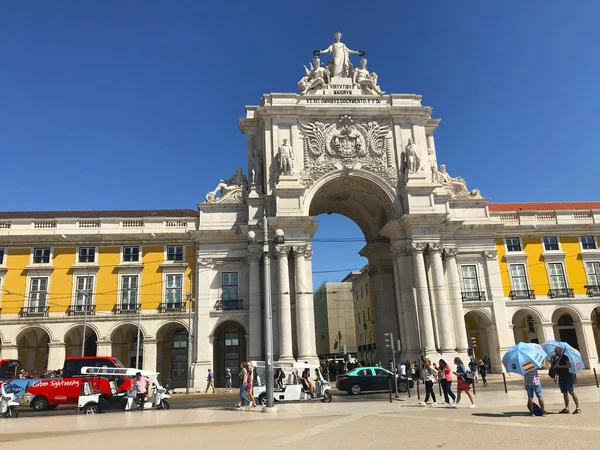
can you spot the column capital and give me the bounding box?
[390,241,410,258]
[247,245,262,263]
[407,241,427,255]
[428,242,443,254]
[293,244,308,256]
[368,264,394,277]
[443,248,459,259]
[48,342,66,348]
[197,257,212,267]
[142,338,158,345]
[483,250,498,260]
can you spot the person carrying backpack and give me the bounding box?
[454,357,476,408]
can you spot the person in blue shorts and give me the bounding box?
[523,368,546,416]
[551,346,581,414]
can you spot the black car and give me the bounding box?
[336,367,414,395]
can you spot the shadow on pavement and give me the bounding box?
[472,411,532,418]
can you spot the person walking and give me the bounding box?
[468,357,478,384]
[205,368,216,393]
[420,358,438,407]
[550,346,581,414]
[524,368,546,416]
[225,367,232,392]
[245,362,257,407]
[133,372,150,410]
[234,362,252,410]
[478,359,488,387]
[454,358,476,408]
[438,359,457,407]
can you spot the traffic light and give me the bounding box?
[384,332,395,351]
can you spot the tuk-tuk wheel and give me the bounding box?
[4,407,18,418]
[258,393,267,406]
[320,390,332,403]
[158,400,170,410]
[83,404,100,415]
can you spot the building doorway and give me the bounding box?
[556,314,579,349]
[213,321,246,388]
[157,322,188,388]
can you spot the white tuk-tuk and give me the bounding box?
[251,361,332,405]
[77,367,170,414]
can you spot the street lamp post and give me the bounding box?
[262,215,275,410]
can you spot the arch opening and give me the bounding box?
[17,327,50,374]
[464,311,492,362]
[157,322,189,388]
[111,324,145,369]
[512,309,544,344]
[213,321,247,388]
[64,326,98,358]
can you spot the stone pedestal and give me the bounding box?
[47,343,66,370]
[142,338,158,373]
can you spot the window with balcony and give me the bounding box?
[78,247,95,263]
[509,264,534,299]
[123,246,140,262]
[506,237,522,252]
[461,265,485,300]
[543,237,559,251]
[121,275,139,310]
[586,261,600,297]
[547,263,572,298]
[165,274,182,306]
[29,277,48,310]
[74,276,94,312]
[581,236,597,250]
[219,272,241,309]
[33,248,51,264]
[167,245,183,262]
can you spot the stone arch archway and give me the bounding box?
[511,308,546,344]
[551,307,582,350]
[111,323,146,369]
[464,310,493,362]
[17,327,51,374]
[64,323,100,358]
[591,307,600,360]
[156,321,189,388]
[213,320,247,388]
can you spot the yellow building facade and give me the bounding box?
[352,267,377,365]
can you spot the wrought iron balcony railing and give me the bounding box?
[548,288,574,299]
[112,303,141,314]
[586,286,600,297]
[19,306,49,318]
[509,290,536,300]
[461,291,487,301]
[215,299,244,311]
[66,305,96,316]
[158,302,186,313]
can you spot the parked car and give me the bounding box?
[336,367,414,395]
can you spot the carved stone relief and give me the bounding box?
[437,164,483,200]
[299,115,396,187]
[205,167,249,204]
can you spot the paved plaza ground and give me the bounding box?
[1,382,600,449]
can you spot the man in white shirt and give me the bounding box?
[397,362,406,377]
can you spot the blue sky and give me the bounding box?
[2,1,599,287]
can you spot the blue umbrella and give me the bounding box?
[541,340,585,374]
[502,342,547,375]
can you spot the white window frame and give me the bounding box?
[72,274,96,310]
[30,247,53,265]
[505,237,523,253]
[584,261,600,292]
[121,246,142,263]
[0,248,5,266]
[457,255,488,299]
[221,272,239,302]
[545,261,570,293]
[580,236,598,252]
[165,245,185,262]
[460,264,482,299]
[542,236,561,252]
[25,275,50,310]
[77,246,97,264]
[508,263,532,293]
[163,272,185,306]
[120,274,140,309]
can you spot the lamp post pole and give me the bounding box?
[262,214,275,409]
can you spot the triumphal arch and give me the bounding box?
[197,31,505,372]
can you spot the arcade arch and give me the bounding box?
[464,310,493,361]
[64,325,98,358]
[17,327,50,374]
[157,321,189,388]
[511,309,545,344]
[213,320,246,388]
[111,323,145,368]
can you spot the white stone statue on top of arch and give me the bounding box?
[404,138,422,175]
[437,164,483,200]
[317,31,362,78]
[205,167,248,204]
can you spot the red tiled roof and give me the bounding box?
[0,209,198,219]
[489,202,600,212]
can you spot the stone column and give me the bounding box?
[429,243,455,352]
[303,248,317,359]
[390,244,408,355]
[393,244,419,357]
[47,342,66,370]
[96,339,112,357]
[484,250,513,357]
[0,344,18,360]
[485,324,503,373]
[196,257,212,366]
[276,245,294,361]
[577,320,599,368]
[444,249,469,352]
[409,242,436,352]
[248,245,263,361]
[142,338,158,372]
[539,322,556,343]
[294,245,315,360]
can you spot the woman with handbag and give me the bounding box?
[420,358,438,407]
[454,357,476,408]
[438,359,457,407]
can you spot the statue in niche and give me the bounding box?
[205,167,248,203]
[316,31,363,78]
[353,58,384,95]
[437,164,482,199]
[405,138,421,174]
[250,148,263,190]
[277,139,295,176]
[298,56,329,94]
